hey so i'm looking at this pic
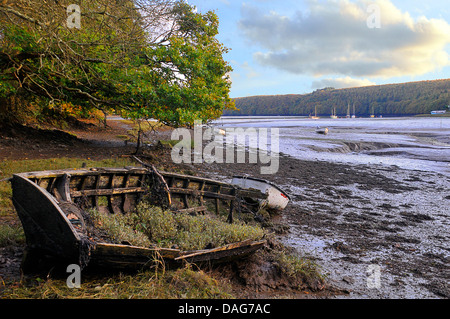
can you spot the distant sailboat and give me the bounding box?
[346,103,351,118]
[370,106,375,118]
[310,105,320,119]
[330,106,338,119]
[351,103,356,118]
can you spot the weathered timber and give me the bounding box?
[11,166,268,272]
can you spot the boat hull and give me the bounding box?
[231,176,290,211]
[10,167,268,272]
[316,127,329,135]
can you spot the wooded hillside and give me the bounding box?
[225,79,450,117]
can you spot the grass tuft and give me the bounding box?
[0,224,25,247]
[87,202,265,251]
[2,266,233,299]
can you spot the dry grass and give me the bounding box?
[2,265,234,299]
[87,202,266,251]
[0,224,24,247]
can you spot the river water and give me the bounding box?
[213,116,450,176]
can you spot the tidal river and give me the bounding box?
[214,116,450,176]
[211,116,450,298]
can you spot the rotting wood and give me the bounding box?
[11,166,269,271]
[71,186,148,197]
[175,239,266,263]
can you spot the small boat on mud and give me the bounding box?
[315,127,329,135]
[10,166,271,272]
[231,176,290,211]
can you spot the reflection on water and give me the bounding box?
[213,116,450,176]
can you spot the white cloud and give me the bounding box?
[239,0,450,78]
[311,76,376,89]
[241,61,260,79]
[230,60,260,80]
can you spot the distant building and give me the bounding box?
[431,110,446,114]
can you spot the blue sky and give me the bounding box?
[190,0,450,98]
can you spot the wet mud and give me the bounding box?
[195,153,450,299]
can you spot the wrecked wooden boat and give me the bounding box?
[10,167,268,271]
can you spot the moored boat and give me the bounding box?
[315,127,329,135]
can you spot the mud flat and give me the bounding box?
[204,116,450,298]
[195,151,450,299]
[280,159,449,298]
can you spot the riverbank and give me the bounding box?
[193,153,449,298]
[197,116,450,298]
[0,119,331,299]
[1,118,449,299]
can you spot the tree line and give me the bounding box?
[225,79,450,117]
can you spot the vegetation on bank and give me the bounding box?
[89,202,265,250]
[2,266,235,299]
[226,79,450,117]
[0,157,325,299]
[0,0,235,128]
[415,112,450,118]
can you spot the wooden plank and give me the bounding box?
[215,185,221,214]
[161,171,235,187]
[92,243,181,260]
[15,167,149,180]
[169,187,236,201]
[183,179,190,208]
[107,174,115,214]
[175,240,266,262]
[94,175,100,211]
[200,180,205,207]
[70,186,148,198]
[122,174,130,213]
[227,188,235,223]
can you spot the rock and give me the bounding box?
[342,276,355,284]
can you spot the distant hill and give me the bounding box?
[225,79,450,117]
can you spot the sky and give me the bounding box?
[190,0,450,98]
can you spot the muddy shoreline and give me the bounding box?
[191,152,450,298]
[1,120,449,298]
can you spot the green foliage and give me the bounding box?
[88,208,152,248]
[0,0,234,126]
[227,79,450,117]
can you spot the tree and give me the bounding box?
[0,0,234,126]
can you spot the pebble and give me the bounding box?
[342,276,355,284]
